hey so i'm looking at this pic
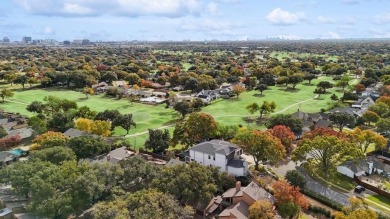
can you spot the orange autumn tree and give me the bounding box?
[376,96,390,108]
[269,125,295,154]
[272,180,308,218]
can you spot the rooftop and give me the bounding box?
[190,140,239,156]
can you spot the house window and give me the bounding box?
[208,155,211,159]
[213,156,215,160]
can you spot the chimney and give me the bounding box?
[236,181,241,192]
[107,154,111,161]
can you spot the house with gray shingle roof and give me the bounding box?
[185,140,248,176]
[337,156,390,178]
[0,152,19,167]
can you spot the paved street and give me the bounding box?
[296,166,349,206]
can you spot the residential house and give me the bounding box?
[165,158,185,167]
[112,80,128,88]
[185,140,248,176]
[196,89,220,103]
[91,82,108,94]
[63,128,98,139]
[0,152,19,167]
[337,156,390,178]
[203,181,275,219]
[93,146,135,164]
[291,110,331,138]
[0,186,28,219]
[172,85,184,91]
[351,96,375,109]
[5,128,33,141]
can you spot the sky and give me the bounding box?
[0,0,390,41]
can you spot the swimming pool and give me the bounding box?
[10,148,25,156]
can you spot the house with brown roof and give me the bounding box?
[203,181,275,219]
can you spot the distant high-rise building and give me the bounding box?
[63,40,70,45]
[22,36,32,43]
[2,37,10,43]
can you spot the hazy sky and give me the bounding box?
[1,0,390,41]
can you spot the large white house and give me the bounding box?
[185,140,248,176]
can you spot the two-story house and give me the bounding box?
[185,140,248,176]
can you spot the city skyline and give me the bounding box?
[1,0,390,41]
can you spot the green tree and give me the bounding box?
[14,75,28,89]
[0,160,55,198]
[259,101,276,118]
[95,109,121,123]
[67,136,110,159]
[217,125,239,141]
[368,102,389,117]
[303,73,316,84]
[317,81,333,92]
[0,126,7,138]
[285,170,307,189]
[288,73,304,89]
[293,136,362,176]
[173,101,193,119]
[144,129,170,153]
[74,106,97,119]
[28,116,47,134]
[119,156,161,191]
[362,110,380,125]
[152,162,218,205]
[0,88,14,103]
[93,189,193,219]
[26,101,46,114]
[114,113,136,135]
[172,113,218,147]
[336,75,351,91]
[125,73,141,85]
[233,129,286,170]
[377,118,390,134]
[247,102,259,115]
[256,83,268,95]
[278,202,300,219]
[329,112,355,132]
[30,146,76,164]
[267,114,303,133]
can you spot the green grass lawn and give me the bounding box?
[367,195,390,209]
[201,76,338,127]
[0,87,180,138]
[270,51,339,62]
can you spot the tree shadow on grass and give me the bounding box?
[303,83,315,86]
[278,87,301,93]
[253,94,265,97]
[226,98,241,102]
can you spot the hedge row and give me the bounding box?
[302,189,343,211]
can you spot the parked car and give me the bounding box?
[354,185,365,194]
